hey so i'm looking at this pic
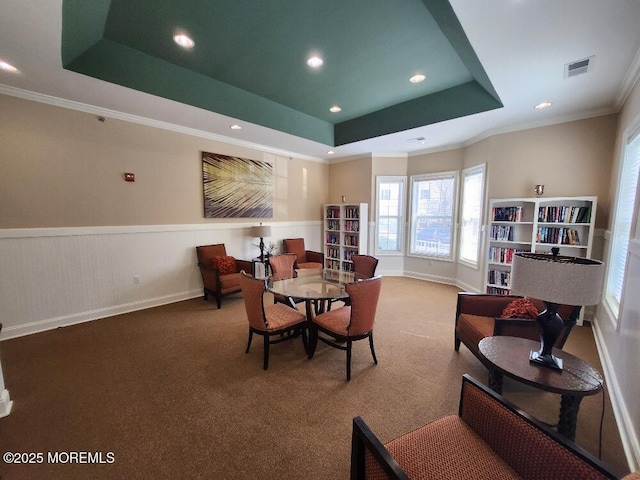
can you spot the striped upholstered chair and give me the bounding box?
[351,374,621,479]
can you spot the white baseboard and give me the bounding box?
[403,270,456,286]
[455,279,481,293]
[0,389,12,418]
[1,289,202,340]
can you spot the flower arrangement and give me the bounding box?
[253,241,278,257]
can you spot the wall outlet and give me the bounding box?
[133,275,140,284]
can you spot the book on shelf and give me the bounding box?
[326,259,340,270]
[344,206,360,219]
[486,286,511,295]
[492,206,523,222]
[538,205,591,223]
[343,234,359,246]
[488,269,511,287]
[325,233,339,244]
[326,219,340,230]
[490,225,514,241]
[536,227,581,245]
[326,206,341,219]
[488,246,530,264]
[344,220,359,232]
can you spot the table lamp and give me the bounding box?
[250,224,272,262]
[510,247,604,370]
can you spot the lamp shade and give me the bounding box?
[511,252,604,306]
[250,225,271,238]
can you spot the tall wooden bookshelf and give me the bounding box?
[486,196,597,295]
[324,203,368,272]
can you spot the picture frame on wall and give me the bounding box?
[202,152,273,218]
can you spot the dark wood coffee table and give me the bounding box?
[478,336,603,441]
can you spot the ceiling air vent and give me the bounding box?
[565,56,593,78]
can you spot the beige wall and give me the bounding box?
[327,156,372,217]
[371,156,408,177]
[466,115,617,228]
[408,148,464,175]
[0,94,328,228]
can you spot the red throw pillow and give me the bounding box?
[211,256,236,275]
[501,298,539,319]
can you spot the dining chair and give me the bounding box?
[267,253,303,308]
[351,254,379,278]
[308,276,382,380]
[239,271,308,370]
[329,254,379,310]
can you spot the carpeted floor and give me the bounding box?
[0,277,630,479]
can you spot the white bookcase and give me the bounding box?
[486,196,597,295]
[324,203,368,272]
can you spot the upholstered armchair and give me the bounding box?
[454,292,580,361]
[282,238,324,269]
[196,244,253,309]
[351,374,620,479]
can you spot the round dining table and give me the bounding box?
[266,268,358,319]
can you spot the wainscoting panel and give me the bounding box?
[0,222,321,340]
[593,235,640,471]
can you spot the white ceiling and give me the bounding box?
[1,0,640,162]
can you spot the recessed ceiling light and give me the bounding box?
[173,34,195,49]
[534,101,552,110]
[230,124,242,130]
[0,60,18,73]
[307,56,324,68]
[409,74,426,83]
[327,150,335,155]
[329,105,342,113]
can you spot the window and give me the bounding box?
[376,176,406,254]
[409,172,458,259]
[606,130,640,319]
[458,164,486,267]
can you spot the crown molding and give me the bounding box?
[0,84,325,163]
[461,107,618,149]
[616,45,640,109]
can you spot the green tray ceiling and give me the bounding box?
[62,0,502,147]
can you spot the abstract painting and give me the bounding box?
[202,152,273,218]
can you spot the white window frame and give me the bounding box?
[605,123,640,326]
[458,164,486,268]
[375,176,406,255]
[408,171,459,261]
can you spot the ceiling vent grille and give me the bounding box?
[565,56,593,78]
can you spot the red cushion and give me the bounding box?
[501,298,538,319]
[211,256,236,275]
